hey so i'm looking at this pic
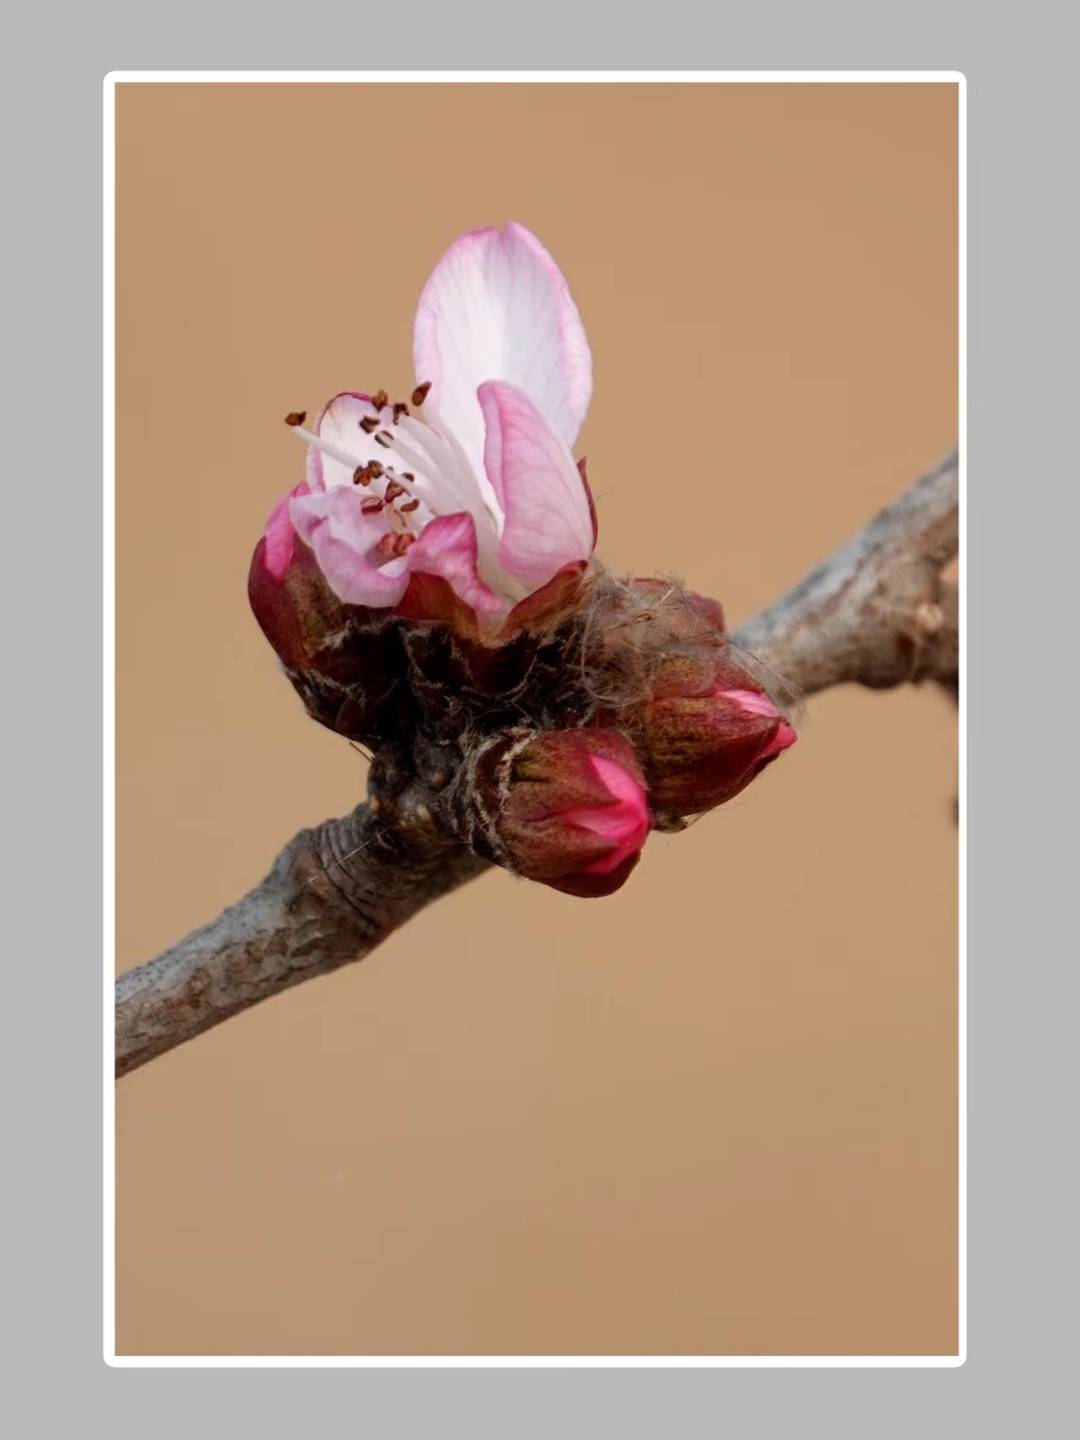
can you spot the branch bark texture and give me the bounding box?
[116,450,958,1077]
[735,449,958,698]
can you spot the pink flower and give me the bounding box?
[273,223,597,632]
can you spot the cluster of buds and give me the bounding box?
[249,221,797,900]
[252,544,796,899]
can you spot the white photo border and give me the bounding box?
[104,69,966,1369]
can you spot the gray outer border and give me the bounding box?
[6,0,1073,1432]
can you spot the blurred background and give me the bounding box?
[115,81,958,1356]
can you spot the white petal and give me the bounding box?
[413,222,592,479]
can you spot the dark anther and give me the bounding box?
[375,532,416,559]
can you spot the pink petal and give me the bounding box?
[478,380,595,592]
[413,222,592,478]
[263,480,309,580]
[563,755,651,876]
[289,487,410,608]
[717,687,797,762]
[720,688,781,718]
[407,512,504,624]
[759,720,798,760]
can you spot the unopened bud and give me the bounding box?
[641,656,797,816]
[485,730,651,897]
[248,489,403,743]
[594,579,796,817]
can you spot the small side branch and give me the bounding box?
[116,450,958,1078]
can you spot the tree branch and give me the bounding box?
[115,797,489,1077]
[116,450,958,1078]
[735,449,958,698]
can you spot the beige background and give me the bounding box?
[116,82,958,1356]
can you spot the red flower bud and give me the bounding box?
[585,577,795,817]
[626,576,726,636]
[247,492,403,743]
[590,575,729,708]
[492,730,651,898]
[641,654,797,816]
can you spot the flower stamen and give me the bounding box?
[374,532,415,560]
[353,460,385,486]
[288,406,502,586]
[291,428,418,507]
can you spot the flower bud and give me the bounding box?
[586,575,729,710]
[248,489,404,743]
[591,578,796,817]
[486,729,651,897]
[641,654,797,816]
[625,576,726,637]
